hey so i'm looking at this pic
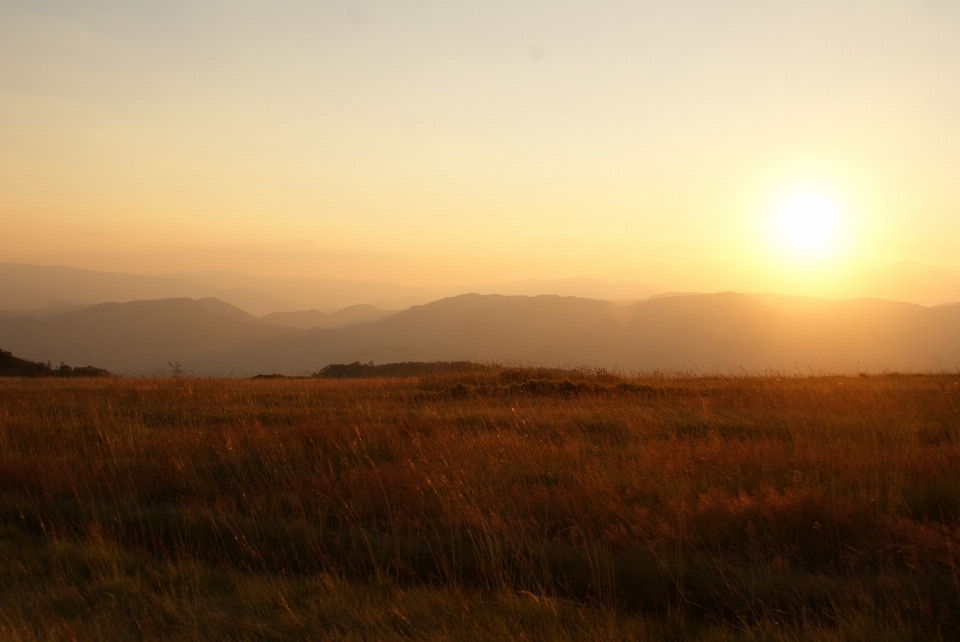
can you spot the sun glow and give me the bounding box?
[774,188,844,260]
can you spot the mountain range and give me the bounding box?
[0,264,665,316]
[257,305,396,329]
[1,292,957,376]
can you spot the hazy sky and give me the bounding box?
[2,1,959,299]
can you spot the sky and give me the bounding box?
[2,1,959,301]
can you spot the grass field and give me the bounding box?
[1,368,959,640]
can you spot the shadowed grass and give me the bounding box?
[1,371,958,639]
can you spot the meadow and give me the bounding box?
[1,368,959,640]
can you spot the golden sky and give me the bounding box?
[2,2,959,301]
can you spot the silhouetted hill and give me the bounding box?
[0,349,110,377]
[1,293,958,376]
[258,304,395,329]
[314,361,490,378]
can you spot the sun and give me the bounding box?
[773,188,843,260]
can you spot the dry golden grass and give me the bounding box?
[1,369,959,639]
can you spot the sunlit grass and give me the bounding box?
[1,371,958,639]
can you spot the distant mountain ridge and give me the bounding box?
[0,264,666,316]
[1,292,958,376]
[0,264,435,317]
[258,305,396,329]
